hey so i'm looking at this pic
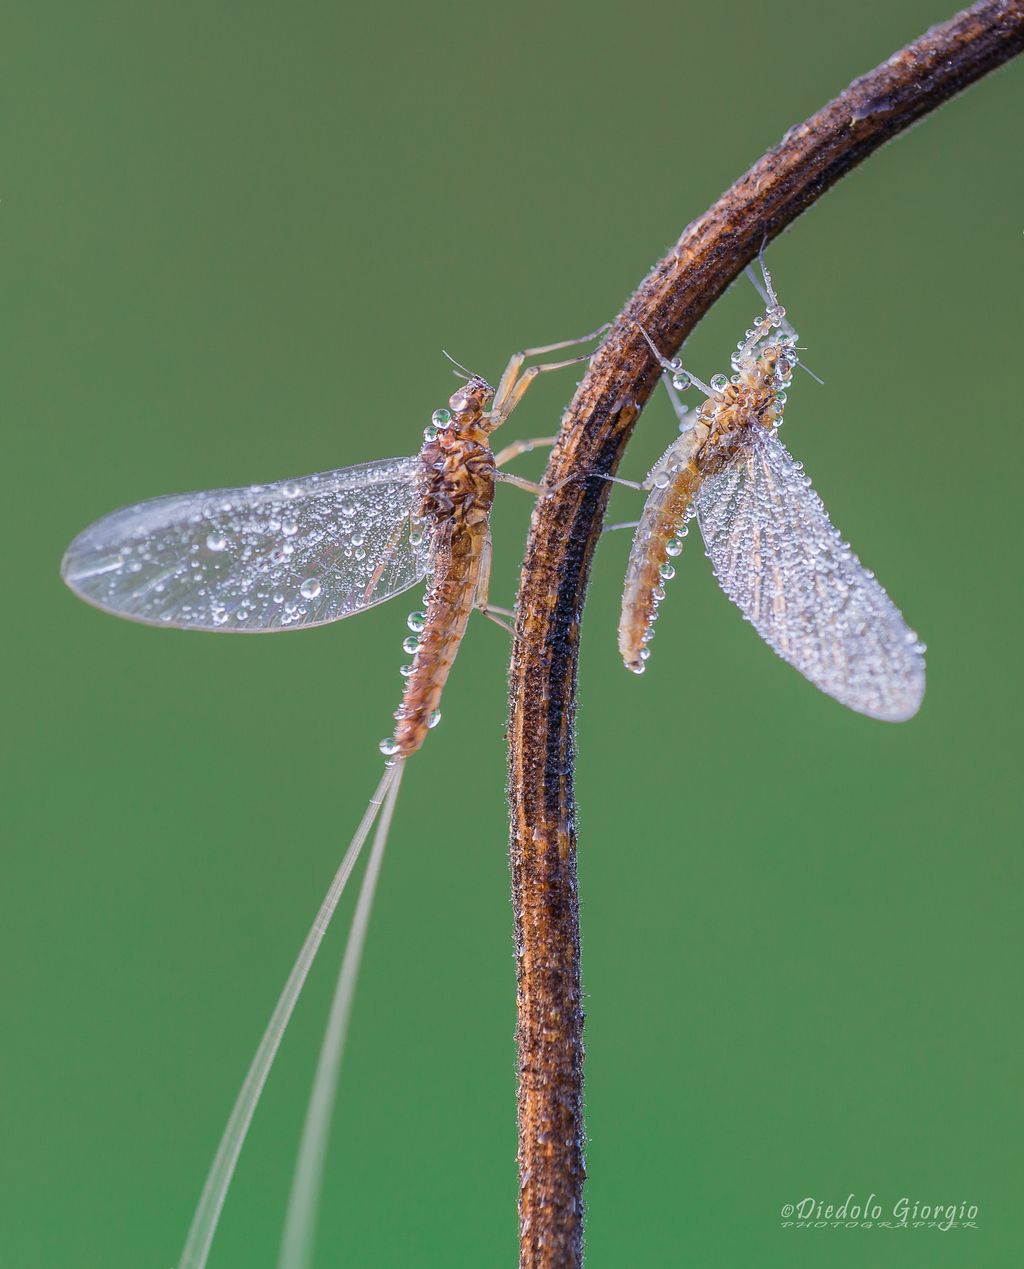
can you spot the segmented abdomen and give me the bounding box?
[393,522,486,756]
[618,441,704,673]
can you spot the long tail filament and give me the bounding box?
[178,760,403,1269]
[277,757,405,1269]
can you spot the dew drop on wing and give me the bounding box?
[61,455,429,631]
[693,426,925,721]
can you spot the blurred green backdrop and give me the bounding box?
[3,2,1021,1266]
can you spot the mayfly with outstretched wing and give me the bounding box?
[614,255,925,723]
[60,326,607,1269]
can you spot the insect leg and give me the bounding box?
[662,375,693,429]
[597,472,647,492]
[489,324,609,424]
[494,470,550,498]
[493,436,557,468]
[743,247,799,344]
[634,322,718,398]
[473,533,515,633]
[488,355,585,429]
[514,324,611,359]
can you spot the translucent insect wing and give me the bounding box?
[62,456,428,631]
[694,428,925,721]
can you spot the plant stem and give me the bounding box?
[506,3,1024,1266]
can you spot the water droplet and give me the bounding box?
[431,408,452,429]
[206,532,227,552]
[424,424,439,441]
[407,611,426,632]
[630,663,646,675]
[281,519,298,536]
[212,610,229,625]
[639,648,651,661]
[428,709,442,729]
[671,371,691,392]
[402,635,421,655]
[340,499,356,517]
[666,539,684,557]
[399,663,415,677]
[273,592,285,604]
[283,483,302,498]
[659,562,676,580]
[409,531,423,547]
[300,577,321,599]
[767,304,786,326]
[379,737,400,756]
[653,472,670,490]
[710,373,729,392]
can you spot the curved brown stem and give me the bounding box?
[506,3,1024,1266]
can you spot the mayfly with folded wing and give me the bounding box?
[607,254,926,723]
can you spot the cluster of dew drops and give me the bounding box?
[630,301,797,674]
[376,405,453,757]
[629,509,694,674]
[181,477,379,628]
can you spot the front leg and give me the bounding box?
[487,324,610,428]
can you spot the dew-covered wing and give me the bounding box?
[62,456,429,631]
[694,427,925,721]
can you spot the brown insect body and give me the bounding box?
[393,377,497,756]
[618,343,791,672]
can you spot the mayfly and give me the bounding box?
[613,256,925,721]
[60,326,605,1269]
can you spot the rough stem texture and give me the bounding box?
[506,3,1024,1267]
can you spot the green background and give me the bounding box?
[3,2,1021,1266]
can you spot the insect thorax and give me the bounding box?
[414,376,498,530]
[695,341,796,470]
[416,431,496,530]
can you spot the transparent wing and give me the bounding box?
[62,456,429,631]
[694,427,926,721]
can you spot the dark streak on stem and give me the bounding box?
[506,3,1024,1266]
